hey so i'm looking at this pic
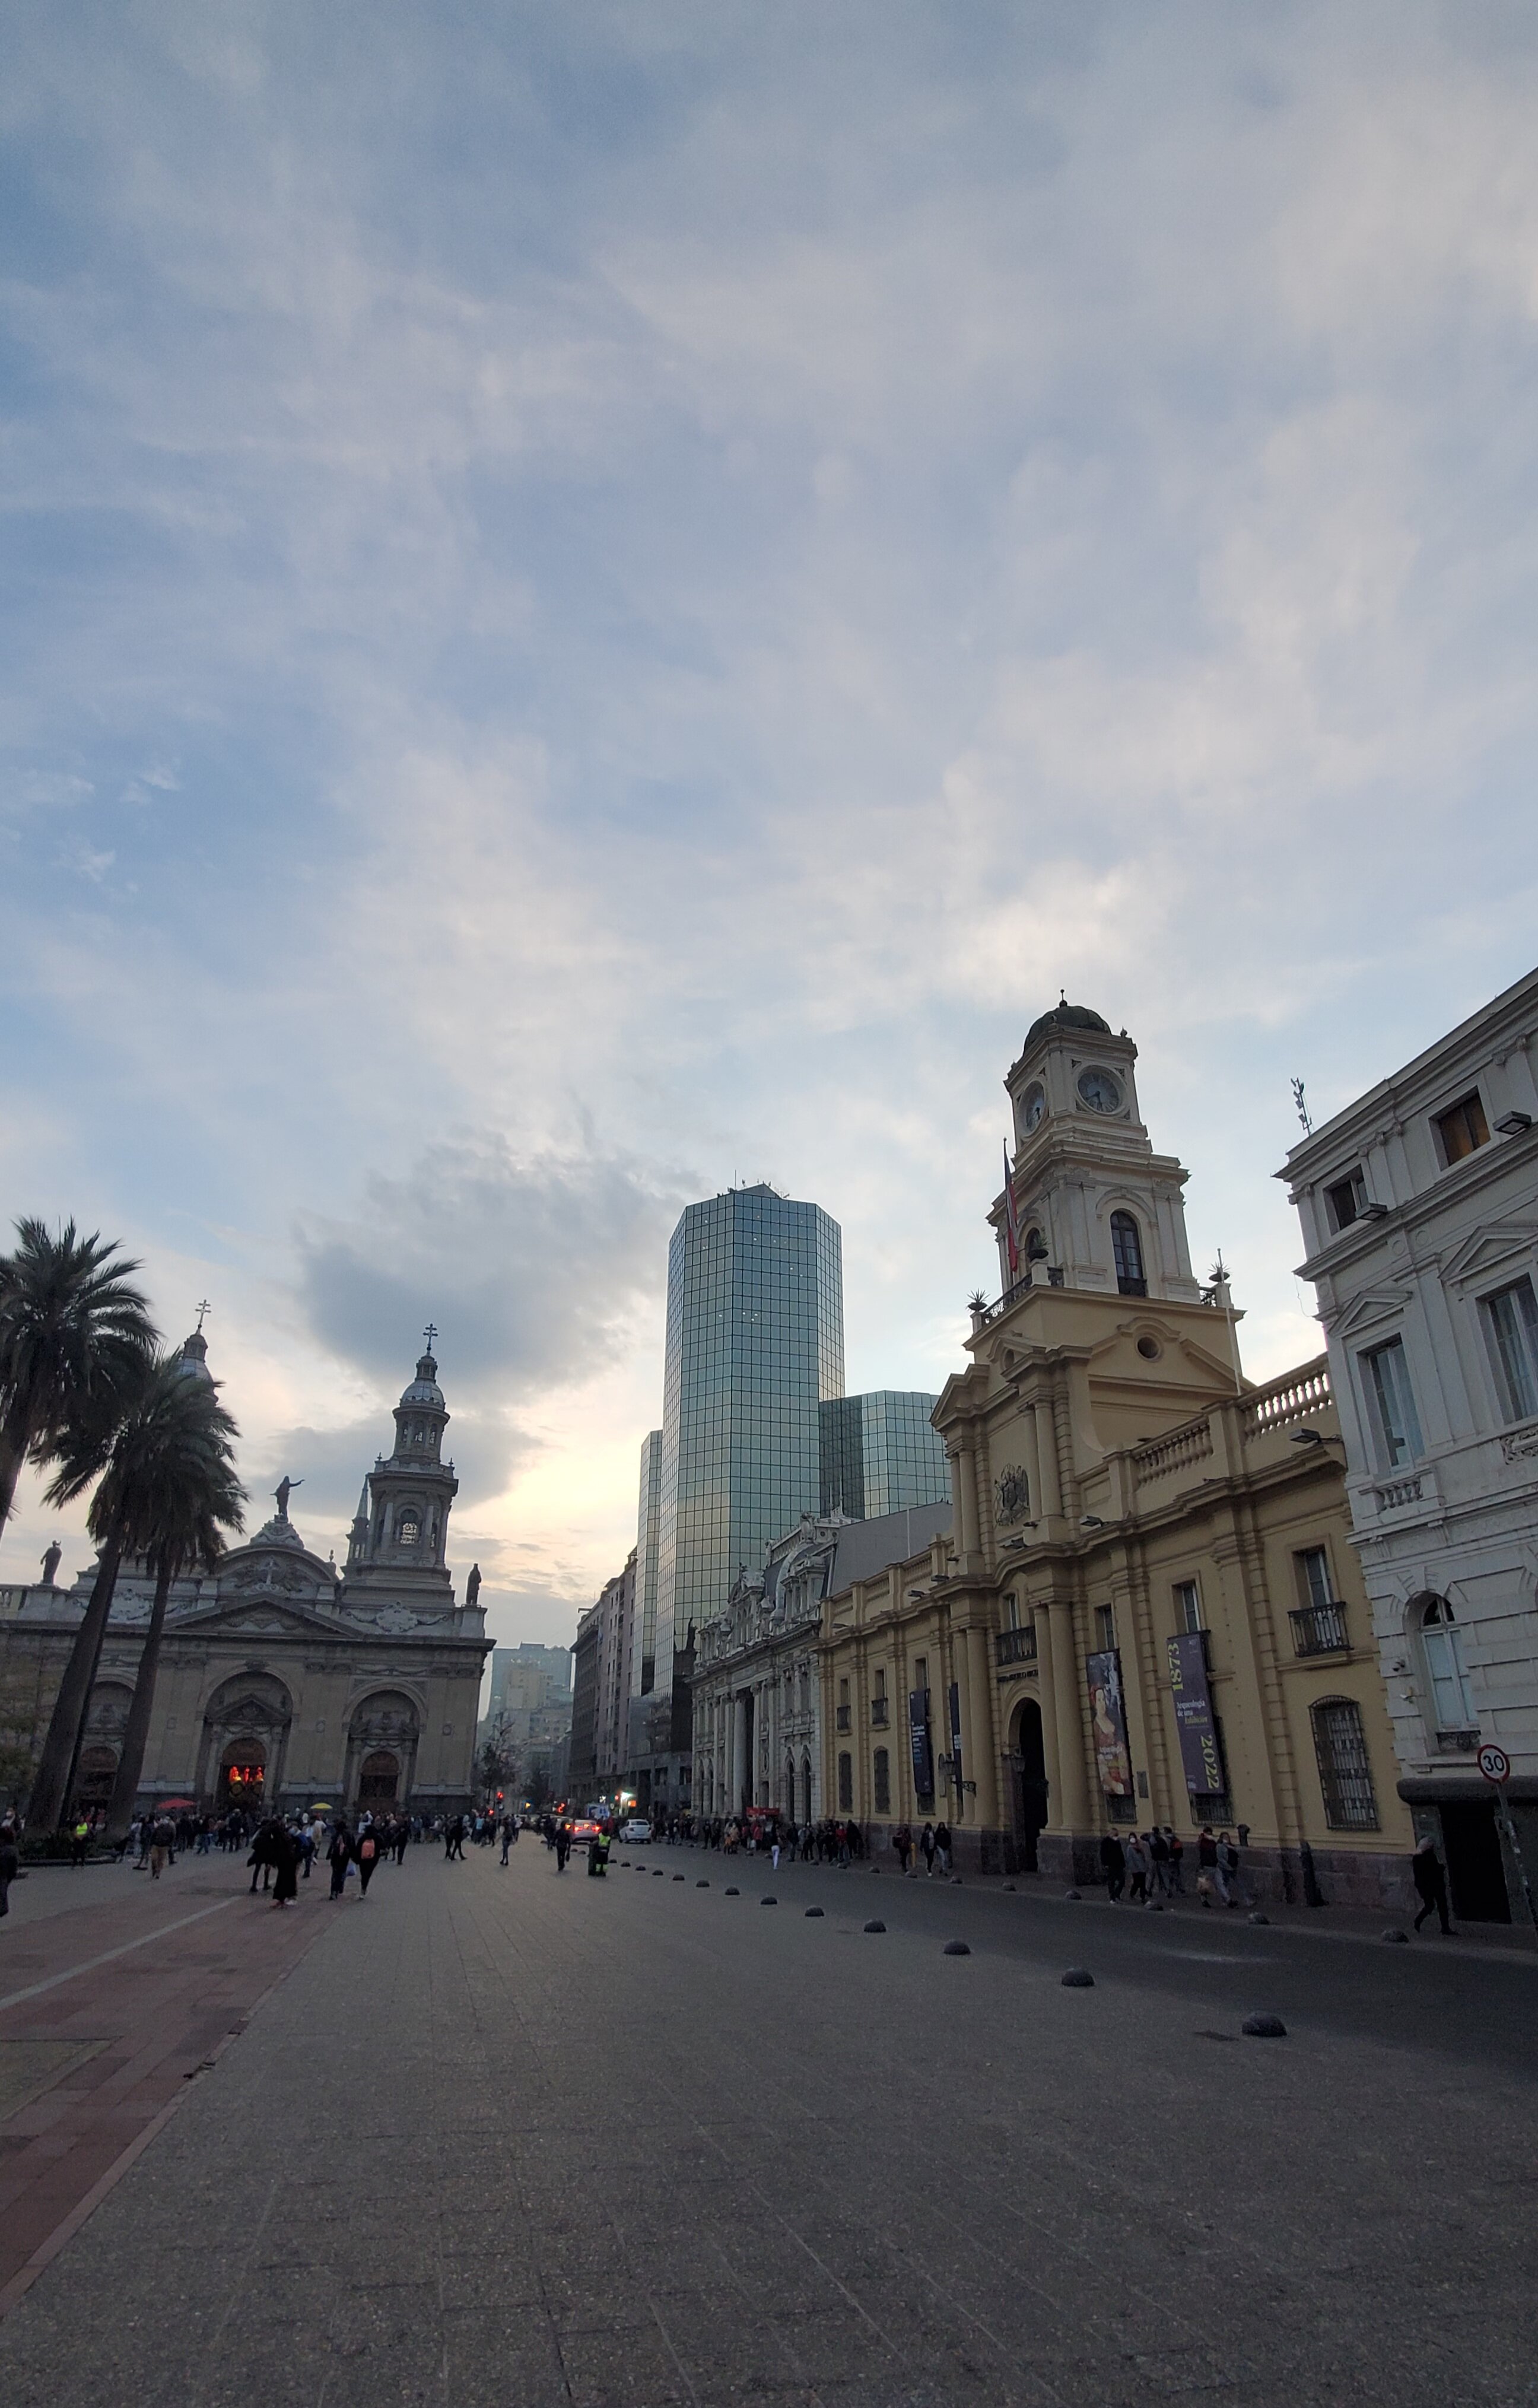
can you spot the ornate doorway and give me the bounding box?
[218,1745,267,1810]
[76,1745,118,1809]
[359,1749,401,1803]
[1011,1699,1048,1872]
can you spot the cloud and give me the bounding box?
[294,1128,687,1405]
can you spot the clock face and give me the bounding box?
[1077,1067,1121,1114]
[1021,1084,1046,1132]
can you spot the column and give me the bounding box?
[733,1692,748,1816]
[1047,1601,1091,1828]
[951,1441,981,1565]
[1031,1609,1064,1823]
[962,1623,999,1832]
[1032,1399,1063,1523]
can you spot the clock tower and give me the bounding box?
[992,1002,1202,1304]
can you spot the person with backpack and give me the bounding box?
[326,1823,355,1900]
[356,1825,381,1896]
[892,1823,914,1875]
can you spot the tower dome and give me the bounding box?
[399,1349,444,1409]
[1019,1000,1112,1057]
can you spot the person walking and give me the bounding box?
[1148,1829,1171,1896]
[1219,1831,1250,1910]
[893,1823,913,1875]
[356,1825,381,1897]
[271,1823,300,1908]
[326,1823,354,1900]
[554,1822,571,1873]
[1099,1831,1126,1901]
[1165,1828,1185,1895]
[1412,1835,1454,1934]
[933,1821,952,1876]
[1196,1825,1219,1907]
[0,1816,20,1918]
[1125,1832,1151,1904]
[149,1812,175,1880]
[499,1815,513,1865]
[69,1813,90,1868]
[919,1822,936,1877]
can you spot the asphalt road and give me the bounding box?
[1,1837,1534,2407]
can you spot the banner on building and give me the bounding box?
[1086,1648,1135,1797]
[948,1681,963,1786]
[1166,1632,1225,1800]
[908,1688,935,1799]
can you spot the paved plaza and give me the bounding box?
[1,1841,1536,2406]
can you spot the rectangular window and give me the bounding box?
[873,1749,891,1812]
[1173,1580,1202,1634]
[1295,1547,1333,1611]
[1094,1605,1116,1651]
[1324,1170,1366,1232]
[1435,1092,1491,1166]
[837,1751,853,1812]
[1362,1338,1424,1470]
[1291,1546,1349,1654]
[1481,1278,1538,1424]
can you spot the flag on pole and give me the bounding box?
[1002,1142,1022,1279]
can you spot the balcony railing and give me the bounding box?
[870,1698,889,1727]
[1289,1601,1349,1657]
[1132,1418,1215,1486]
[1242,1357,1332,1438]
[996,1624,1037,1668]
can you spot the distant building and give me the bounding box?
[818,1392,949,1518]
[693,1503,952,1826]
[568,1554,637,1807]
[1281,965,1538,1923]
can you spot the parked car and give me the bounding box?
[618,1818,652,1844]
[567,1819,602,1847]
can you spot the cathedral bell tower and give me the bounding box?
[991,1002,1202,1305]
[343,1332,460,1614]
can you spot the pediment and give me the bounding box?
[176,1596,347,1640]
[1331,1284,1415,1340]
[1438,1221,1538,1294]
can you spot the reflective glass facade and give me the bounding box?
[634,1429,663,1695]
[656,1187,844,1650]
[819,1392,950,1520]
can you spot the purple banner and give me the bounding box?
[1086,1648,1135,1797]
[1167,1632,1224,1799]
[948,1681,963,1786]
[908,1689,934,1799]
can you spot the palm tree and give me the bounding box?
[103,1361,244,1840]
[0,1218,156,1547]
[27,1356,243,1829]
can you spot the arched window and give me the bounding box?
[1111,1212,1146,1297]
[1421,1597,1477,1730]
[873,1748,891,1813]
[837,1751,853,1812]
[1310,1698,1380,1829]
[1024,1225,1047,1263]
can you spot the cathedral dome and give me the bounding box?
[175,1328,214,1386]
[1020,1000,1113,1056]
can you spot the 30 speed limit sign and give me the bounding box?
[1478,1743,1511,1786]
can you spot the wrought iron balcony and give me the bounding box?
[996,1624,1037,1669]
[1290,1601,1349,1656]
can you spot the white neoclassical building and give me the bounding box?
[1281,965,1538,1923]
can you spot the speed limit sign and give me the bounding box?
[1479,1743,1511,1786]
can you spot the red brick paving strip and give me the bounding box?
[0,1863,335,2312]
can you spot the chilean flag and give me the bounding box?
[1002,1141,1023,1279]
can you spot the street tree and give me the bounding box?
[0,1218,156,1548]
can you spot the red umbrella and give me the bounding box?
[160,1797,198,1809]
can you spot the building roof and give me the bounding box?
[828,1501,952,1592]
[1019,1000,1112,1057]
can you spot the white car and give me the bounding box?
[618,1818,652,1844]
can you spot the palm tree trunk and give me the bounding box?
[0,1422,33,1549]
[104,1562,172,1841]
[28,1530,125,1829]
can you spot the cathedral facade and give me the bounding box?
[0,1338,490,1821]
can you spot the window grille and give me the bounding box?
[1311,1698,1380,1830]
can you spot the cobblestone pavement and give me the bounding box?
[1,1840,1536,2407]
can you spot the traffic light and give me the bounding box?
[495,1789,504,1803]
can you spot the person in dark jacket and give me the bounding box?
[554,1822,571,1873]
[271,1823,300,1907]
[0,1818,20,1917]
[356,1825,382,1895]
[1412,1835,1454,1934]
[1099,1832,1126,1900]
[326,1824,354,1900]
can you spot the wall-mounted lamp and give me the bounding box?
[1496,1111,1534,1136]
[1081,1515,1106,1529]
[1289,1428,1343,1448]
[1357,1201,1390,1222]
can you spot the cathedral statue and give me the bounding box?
[40,1540,62,1587]
[274,1475,303,1520]
[466,1562,481,1608]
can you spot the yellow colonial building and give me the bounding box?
[818,1003,1414,1909]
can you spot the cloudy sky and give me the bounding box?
[3,4,1536,1648]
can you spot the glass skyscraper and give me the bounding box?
[635,1428,663,1695]
[654,1186,844,1660]
[819,1392,950,1520]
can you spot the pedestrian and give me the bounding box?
[499,1815,513,1865]
[69,1813,90,1867]
[554,1822,571,1873]
[1165,1827,1185,1895]
[1148,1828,1171,1895]
[1219,1831,1250,1910]
[1125,1832,1150,1904]
[1412,1835,1454,1935]
[271,1823,300,1908]
[326,1824,354,1899]
[933,1821,952,1875]
[1099,1831,1126,1901]
[0,1816,19,1917]
[356,1825,381,1897]
[149,1812,175,1880]
[1196,1825,1219,1907]
[893,1823,913,1875]
[920,1822,936,1877]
